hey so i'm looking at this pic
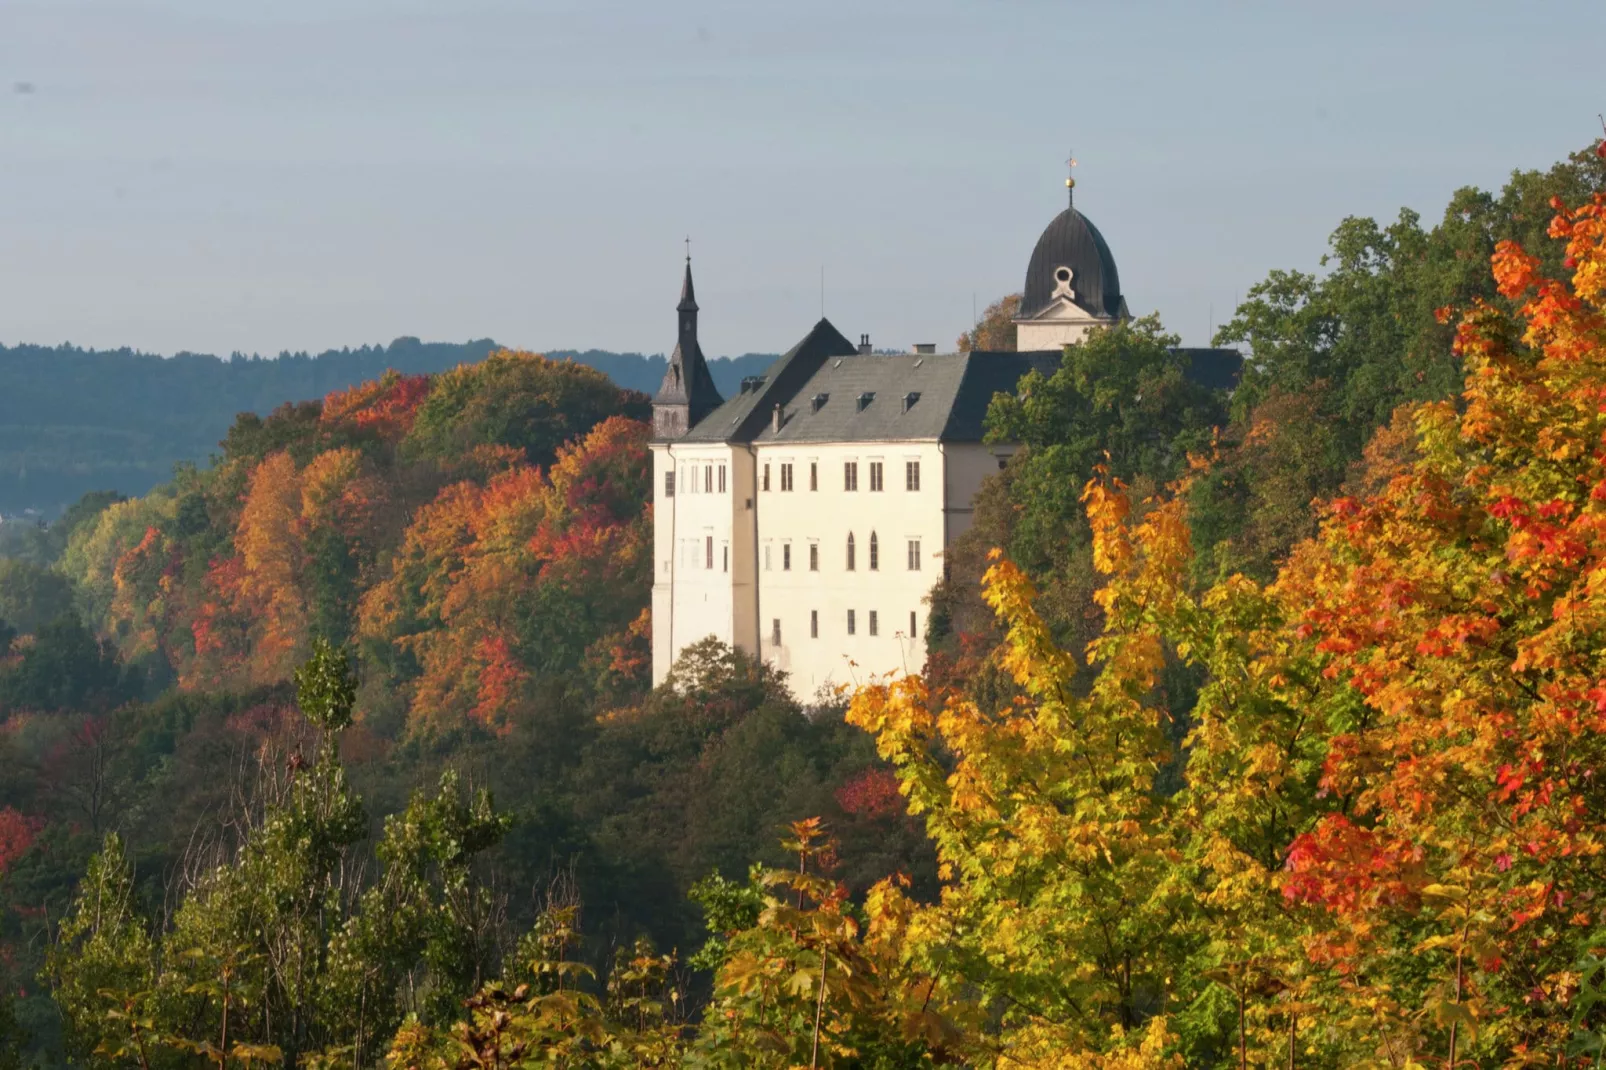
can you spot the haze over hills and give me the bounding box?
[0,338,777,514]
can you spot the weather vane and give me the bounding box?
[1066,150,1078,206]
[685,235,691,262]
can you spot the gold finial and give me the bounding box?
[1065,150,1078,206]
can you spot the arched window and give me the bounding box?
[846,532,856,571]
[869,531,879,571]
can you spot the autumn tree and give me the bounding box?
[956,293,1021,352]
[403,350,649,470]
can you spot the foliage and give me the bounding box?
[1194,141,1606,579]
[402,350,649,470]
[0,559,77,632]
[0,613,139,714]
[47,644,513,1069]
[956,293,1021,353]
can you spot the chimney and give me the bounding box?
[912,343,936,355]
[772,403,784,432]
[858,333,873,355]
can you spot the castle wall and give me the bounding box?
[749,441,947,703]
[651,442,750,686]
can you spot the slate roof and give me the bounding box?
[652,261,725,428]
[679,318,858,443]
[675,326,1242,446]
[1020,206,1124,321]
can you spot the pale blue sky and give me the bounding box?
[1,0,1601,358]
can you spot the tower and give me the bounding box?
[1013,158,1129,350]
[652,255,724,438]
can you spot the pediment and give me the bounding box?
[1015,297,1102,324]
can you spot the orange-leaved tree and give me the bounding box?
[844,188,1606,1067]
[1265,191,1606,1064]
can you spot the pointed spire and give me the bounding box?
[653,250,723,439]
[678,256,697,312]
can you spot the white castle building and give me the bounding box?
[650,186,1236,700]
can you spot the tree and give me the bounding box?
[0,613,135,714]
[930,315,1227,656]
[956,293,1021,353]
[48,639,513,1067]
[1195,142,1606,580]
[403,350,649,470]
[0,560,76,633]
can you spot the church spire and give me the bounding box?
[653,251,724,440]
[678,238,697,312]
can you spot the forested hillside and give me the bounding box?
[0,340,776,514]
[0,142,1603,1066]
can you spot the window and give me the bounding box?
[722,544,729,572]
[909,611,917,638]
[764,544,772,571]
[705,536,713,570]
[844,461,858,491]
[763,464,771,492]
[782,543,792,571]
[847,609,856,636]
[869,531,879,571]
[718,464,727,493]
[781,463,794,491]
[664,470,675,497]
[907,539,921,570]
[869,610,879,637]
[869,461,884,492]
[906,460,920,491]
[772,618,781,645]
[809,462,818,491]
[704,465,712,493]
[810,610,819,638]
[846,532,856,571]
[809,543,819,571]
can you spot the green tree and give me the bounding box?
[931,315,1227,654]
[403,350,649,470]
[0,559,76,634]
[0,613,136,714]
[48,639,512,1068]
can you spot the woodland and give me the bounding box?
[0,341,775,516]
[0,140,1603,1067]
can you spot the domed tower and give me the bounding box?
[652,254,724,439]
[1014,165,1128,350]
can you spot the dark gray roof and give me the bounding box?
[1177,348,1243,391]
[677,323,1240,446]
[679,318,858,443]
[652,261,724,428]
[1020,206,1123,320]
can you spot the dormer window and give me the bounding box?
[902,391,920,413]
[811,393,828,413]
[856,392,875,412]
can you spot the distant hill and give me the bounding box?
[0,339,777,513]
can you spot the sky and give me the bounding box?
[0,0,1602,359]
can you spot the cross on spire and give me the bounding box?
[684,234,691,263]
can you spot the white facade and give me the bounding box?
[652,435,1013,701]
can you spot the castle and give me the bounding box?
[650,186,1237,700]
